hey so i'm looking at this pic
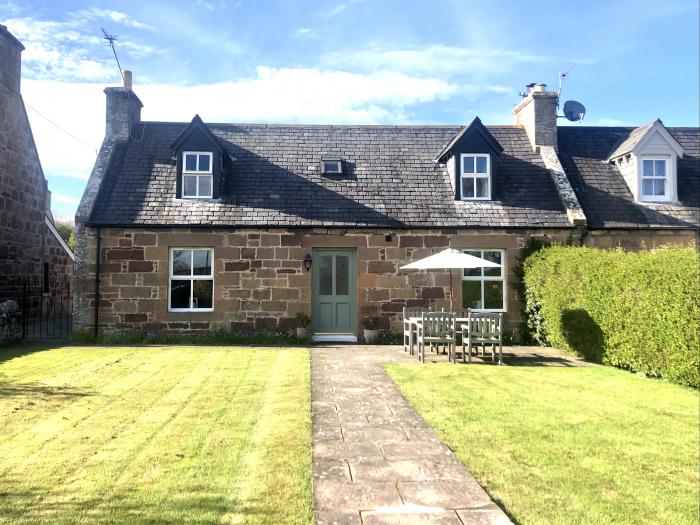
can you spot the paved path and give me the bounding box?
[311,345,514,525]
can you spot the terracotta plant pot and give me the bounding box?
[363,329,379,343]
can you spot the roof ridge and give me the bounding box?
[136,121,523,129]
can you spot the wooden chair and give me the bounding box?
[460,312,503,364]
[403,307,430,354]
[417,312,456,363]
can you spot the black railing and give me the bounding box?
[1,275,72,339]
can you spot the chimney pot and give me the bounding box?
[533,83,547,93]
[123,70,132,89]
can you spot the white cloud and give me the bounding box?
[22,67,457,214]
[136,67,457,123]
[294,27,314,37]
[2,9,154,81]
[327,3,348,17]
[324,45,548,77]
[51,193,81,205]
[22,80,102,183]
[72,8,155,31]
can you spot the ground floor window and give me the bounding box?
[169,248,214,312]
[462,249,505,311]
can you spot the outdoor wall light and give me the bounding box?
[303,253,312,272]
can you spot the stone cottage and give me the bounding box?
[0,26,74,300]
[72,73,698,340]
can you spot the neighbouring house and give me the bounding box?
[0,26,74,308]
[71,72,698,340]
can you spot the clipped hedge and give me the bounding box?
[523,244,699,387]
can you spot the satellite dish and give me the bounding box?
[563,100,586,122]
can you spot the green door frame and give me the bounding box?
[311,249,357,341]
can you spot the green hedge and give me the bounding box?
[523,244,699,387]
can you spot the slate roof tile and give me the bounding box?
[557,126,699,229]
[90,123,572,228]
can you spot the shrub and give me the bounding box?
[522,244,699,388]
[294,312,311,328]
[362,317,378,330]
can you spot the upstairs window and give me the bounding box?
[641,157,668,201]
[182,151,213,198]
[460,153,490,200]
[321,159,343,174]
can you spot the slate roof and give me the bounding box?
[557,126,699,229]
[606,120,656,160]
[89,123,572,228]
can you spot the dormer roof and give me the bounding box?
[169,114,224,154]
[607,119,684,160]
[435,117,503,162]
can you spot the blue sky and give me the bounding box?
[2,0,698,220]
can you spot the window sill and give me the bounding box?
[168,308,214,313]
[459,197,492,201]
[638,198,680,205]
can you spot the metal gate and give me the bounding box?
[1,276,73,339]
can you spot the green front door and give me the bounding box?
[312,249,356,336]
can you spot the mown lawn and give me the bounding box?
[385,364,699,525]
[0,345,312,524]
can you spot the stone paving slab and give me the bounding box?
[311,345,515,525]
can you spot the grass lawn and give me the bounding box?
[0,345,312,524]
[385,363,699,525]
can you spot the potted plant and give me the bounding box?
[295,312,311,338]
[362,317,379,343]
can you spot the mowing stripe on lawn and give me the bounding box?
[0,346,313,525]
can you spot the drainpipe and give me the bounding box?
[94,226,101,338]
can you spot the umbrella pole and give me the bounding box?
[450,268,454,310]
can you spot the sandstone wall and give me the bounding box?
[583,228,697,249]
[73,226,579,337]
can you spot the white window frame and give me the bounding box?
[639,156,669,202]
[461,249,506,312]
[182,151,213,199]
[321,159,343,174]
[460,153,491,200]
[168,248,214,312]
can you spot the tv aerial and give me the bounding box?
[557,63,586,122]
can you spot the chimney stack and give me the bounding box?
[104,71,142,141]
[0,25,24,93]
[513,82,559,150]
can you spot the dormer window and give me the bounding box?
[460,153,490,200]
[321,159,343,174]
[641,157,668,201]
[182,151,213,198]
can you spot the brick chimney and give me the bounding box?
[104,70,143,141]
[513,83,558,150]
[0,25,24,93]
